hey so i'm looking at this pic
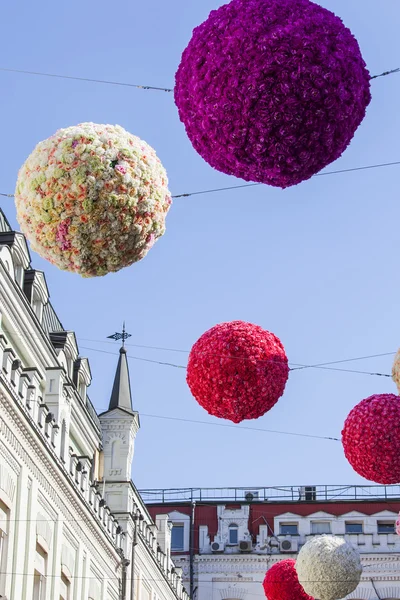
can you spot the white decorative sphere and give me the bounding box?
[295,536,362,600]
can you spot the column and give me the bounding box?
[11,467,33,600]
[50,516,63,599]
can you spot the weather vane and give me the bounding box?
[107,322,132,348]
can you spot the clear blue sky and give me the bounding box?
[0,0,399,490]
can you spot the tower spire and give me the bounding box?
[106,324,133,412]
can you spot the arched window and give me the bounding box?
[228,523,239,545]
[60,420,67,463]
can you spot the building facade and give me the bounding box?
[0,208,189,600]
[144,485,400,600]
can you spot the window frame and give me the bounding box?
[377,521,395,534]
[279,522,299,536]
[59,572,71,600]
[228,523,239,545]
[310,521,331,535]
[171,523,185,552]
[345,521,363,534]
[33,542,47,600]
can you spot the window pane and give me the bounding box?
[171,525,184,551]
[229,528,238,544]
[280,523,298,535]
[60,574,70,600]
[377,522,395,533]
[311,522,331,534]
[33,571,46,600]
[345,522,363,534]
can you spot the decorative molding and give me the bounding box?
[0,441,21,477]
[0,462,16,503]
[61,543,76,577]
[37,491,59,522]
[219,587,248,599]
[36,512,53,548]
[347,587,374,600]
[375,586,400,599]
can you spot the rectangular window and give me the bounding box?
[171,524,184,551]
[33,571,45,600]
[280,523,299,535]
[311,521,331,535]
[33,544,47,600]
[229,527,238,545]
[345,522,363,534]
[60,573,70,600]
[377,521,395,534]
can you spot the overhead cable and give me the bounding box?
[0,65,397,90]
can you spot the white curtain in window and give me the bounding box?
[311,522,330,534]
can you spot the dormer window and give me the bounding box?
[171,524,185,551]
[32,293,43,322]
[73,357,91,400]
[78,380,86,401]
[23,270,49,324]
[14,264,24,288]
[228,523,239,545]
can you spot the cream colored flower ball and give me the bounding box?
[295,536,362,600]
[392,349,400,393]
[15,123,171,277]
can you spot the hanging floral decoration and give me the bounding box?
[295,536,362,600]
[175,0,371,188]
[186,321,289,423]
[15,123,171,277]
[263,559,314,600]
[341,393,400,484]
[392,349,400,393]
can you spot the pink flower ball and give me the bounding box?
[186,321,289,423]
[263,559,314,600]
[342,394,400,484]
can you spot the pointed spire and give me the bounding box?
[107,324,134,413]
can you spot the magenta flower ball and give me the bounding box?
[175,0,371,188]
[186,321,289,423]
[342,394,400,484]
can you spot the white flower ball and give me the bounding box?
[295,536,362,600]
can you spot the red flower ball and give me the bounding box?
[263,559,314,600]
[342,394,400,484]
[186,321,289,423]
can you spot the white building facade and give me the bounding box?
[144,486,400,600]
[0,209,189,600]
